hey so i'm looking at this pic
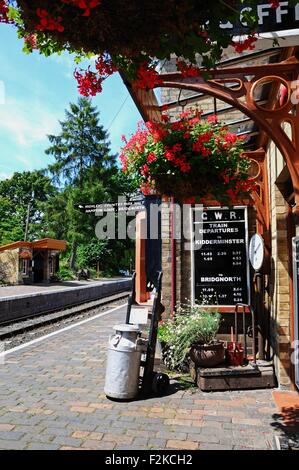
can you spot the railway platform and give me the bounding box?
[0,278,127,299]
[0,304,288,450]
[0,278,131,324]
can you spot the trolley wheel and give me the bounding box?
[152,372,170,396]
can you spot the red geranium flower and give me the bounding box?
[61,0,101,17]
[0,0,10,23]
[120,115,252,205]
[133,64,163,90]
[35,8,64,32]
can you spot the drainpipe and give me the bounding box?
[171,196,176,317]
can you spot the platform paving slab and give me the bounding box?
[0,278,126,299]
[0,304,288,450]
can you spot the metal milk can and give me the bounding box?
[104,324,142,400]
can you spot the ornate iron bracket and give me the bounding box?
[156,55,299,213]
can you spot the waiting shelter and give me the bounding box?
[0,238,66,285]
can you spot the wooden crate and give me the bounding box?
[190,361,276,391]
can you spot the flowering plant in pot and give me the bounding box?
[120,111,256,204]
[157,304,223,370]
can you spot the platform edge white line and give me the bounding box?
[0,303,127,358]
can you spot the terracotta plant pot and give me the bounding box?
[189,342,225,367]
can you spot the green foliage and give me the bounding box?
[43,192,69,240]
[46,97,114,188]
[158,305,221,370]
[0,98,134,277]
[76,238,134,276]
[56,266,74,281]
[0,171,57,244]
[12,0,274,70]
[77,239,111,269]
[121,113,253,202]
[0,196,23,244]
[87,267,97,278]
[44,97,128,271]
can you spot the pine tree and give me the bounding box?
[45,97,116,270]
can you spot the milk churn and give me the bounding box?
[104,324,142,399]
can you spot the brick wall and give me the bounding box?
[161,199,192,316]
[161,198,172,316]
[267,140,293,389]
[0,249,19,285]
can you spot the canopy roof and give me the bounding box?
[122,44,299,244]
[124,45,295,151]
[0,238,67,253]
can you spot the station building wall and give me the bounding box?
[159,145,295,389]
[0,249,19,285]
[157,56,297,389]
[266,139,294,389]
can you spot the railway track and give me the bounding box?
[0,291,129,351]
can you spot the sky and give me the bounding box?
[0,24,143,181]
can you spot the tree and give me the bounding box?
[0,171,56,244]
[46,97,114,188]
[0,104,135,274]
[43,191,69,240]
[76,237,134,277]
[0,196,23,244]
[45,97,119,270]
[77,239,111,275]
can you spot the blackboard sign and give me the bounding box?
[292,237,299,390]
[222,1,299,35]
[193,207,250,307]
[144,196,162,289]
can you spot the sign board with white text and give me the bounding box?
[222,1,299,35]
[192,207,250,307]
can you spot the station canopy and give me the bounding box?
[125,44,295,152]
[0,238,67,253]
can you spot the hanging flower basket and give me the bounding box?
[120,111,257,205]
[11,1,263,63]
[154,173,217,202]
[3,1,279,96]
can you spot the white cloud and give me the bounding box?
[14,154,33,170]
[0,171,12,180]
[49,53,74,67]
[48,53,74,80]
[0,80,5,105]
[0,98,60,147]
